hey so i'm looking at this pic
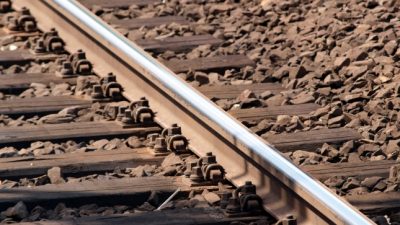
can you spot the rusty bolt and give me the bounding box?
[59,62,73,75]
[121,109,134,125]
[34,39,46,53]
[116,106,127,121]
[189,166,204,183]
[154,137,168,154]
[91,85,103,99]
[184,161,197,178]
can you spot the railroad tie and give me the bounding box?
[0,176,189,210]
[196,83,285,99]
[0,122,161,146]
[134,35,223,53]
[0,148,163,179]
[302,160,398,180]
[15,208,263,225]
[0,50,59,66]
[347,192,400,214]
[0,73,77,93]
[303,155,400,214]
[164,55,255,73]
[0,96,92,115]
[79,0,159,9]
[230,103,320,121]
[109,16,190,29]
[263,127,362,152]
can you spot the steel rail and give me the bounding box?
[12,0,374,224]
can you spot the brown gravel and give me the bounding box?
[98,0,400,165]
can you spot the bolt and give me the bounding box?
[34,39,46,53]
[219,192,232,209]
[168,124,181,136]
[116,106,127,121]
[242,181,256,194]
[59,62,73,75]
[154,137,168,153]
[189,166,204,183]
[184,161,196,178]
[225,197,241,214]
[203,152,217,164]
[121,109,134,125]
[104,72,117,83]
[136,97,149,107]
[24,20,36,32]
[50,28,57,34]
[76,51,85,60]
[91,85,103,99]
[20,7,30,15]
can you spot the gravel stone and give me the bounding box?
[361,176,383,190]
[1,202,29,220]
[0,147,17,158]
[92,139,109,150]
[323,177,345,188]
[47,167,65,184]
[385,140,400,154]
[342,177,360,191]
[161,153,183,168]
[201,189,220,205]
[126,136,144,148]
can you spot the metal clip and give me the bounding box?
[68,49,93,75]
[89,73,123,102]
[225,181,264,217]
[161,124,189,153]
[145,133,169,156]
[129,97,154,124]
[5,7,37,32]
[42,28,65,54]
[54,57,74,78]
[100,73,123,100]
[184,152,225,186]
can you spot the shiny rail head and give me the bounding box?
[51,1,373,224]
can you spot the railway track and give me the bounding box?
[0,2,273,225]
[0,0,397,224]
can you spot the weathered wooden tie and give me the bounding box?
[347,192,400,214]
[230,103,320,121]
[0,50,59,65]
[109,16,190,29]
[0,177,187,210]
[302,160,398,180]
[0,96,92,115]
[0,148,163,179]
[16,208,266,225]
[79,0,159,8]
[0,73,76,92]
[264,127,361,152]
[135,35,223,53]
[0,122,160,145]
[197,83,284,99]
[165,55,255,73]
